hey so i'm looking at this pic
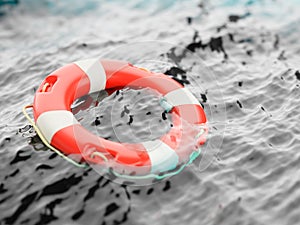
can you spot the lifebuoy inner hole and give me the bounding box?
[71,87,173,143]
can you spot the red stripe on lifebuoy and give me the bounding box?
[160,106,206,163]
[172,104,207,124]
[51,124,151,166]
[102,60,183,95]
[33,64,90,120]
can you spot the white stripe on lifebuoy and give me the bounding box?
[36,110,79,143]
[164,88,201,107]
[142,140,179,173]
[74,58,106,93]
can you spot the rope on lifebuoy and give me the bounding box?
[90,151,108,162]
[22,105,88,168]
[41,83,51,92]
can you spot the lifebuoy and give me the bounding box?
[33,59,207,176]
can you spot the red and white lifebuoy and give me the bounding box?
[33,59,207,176]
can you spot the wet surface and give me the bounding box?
[0,0,300,224]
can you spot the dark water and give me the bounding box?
[1,0,300,224]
